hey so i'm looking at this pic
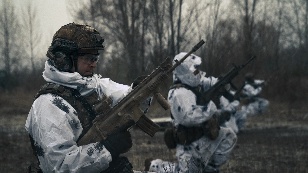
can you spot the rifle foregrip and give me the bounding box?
[155,92,170,110]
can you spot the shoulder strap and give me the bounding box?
[35,82,96,118]
[35,82,67,99]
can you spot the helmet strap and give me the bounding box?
[71,55,79,73]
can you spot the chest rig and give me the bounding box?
[28,82,114,172]
[35,82,113,141]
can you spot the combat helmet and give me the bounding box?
[47,23,104,72]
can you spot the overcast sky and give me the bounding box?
[12,0,72,42]
[5,0,79,57]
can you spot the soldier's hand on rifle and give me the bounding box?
[212,94,221,107]
[101,131,133,159]
[218,111,231,124]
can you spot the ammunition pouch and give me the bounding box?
[164,127,177,149]
[203,114,220,140]
[176,125,204,145]
[164,116,220,149]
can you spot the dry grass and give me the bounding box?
[0,88,36,116]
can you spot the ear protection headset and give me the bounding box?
[46,38,78,72]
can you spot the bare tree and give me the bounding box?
[22,0,42,74]
[236,0,258,59]
[306,0,308,49]
[70,0,208,82]
[104,0,149,80]
[0,0,22,76]
[279,0,307,48]
[168,0,176,56]
[280,0,308,73]
[148,0,172,66]
[204,0,223,75]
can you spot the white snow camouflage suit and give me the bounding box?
[25,61,135,172]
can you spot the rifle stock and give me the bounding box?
[202,56,256,103]
[77,40,205,145]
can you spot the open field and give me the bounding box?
[0,98,308,172]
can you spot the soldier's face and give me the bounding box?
[76,54,99,77]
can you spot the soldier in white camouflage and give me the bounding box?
[145,52,237,173]
[241,73,269,116]
[25,23,148,173]
[230,73,270,132]
[218,91,241,134]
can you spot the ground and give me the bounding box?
[0,100,307,173]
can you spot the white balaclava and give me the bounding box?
[173,52,202,87]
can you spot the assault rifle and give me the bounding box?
[201,56,256,103]
[77,40,205,145]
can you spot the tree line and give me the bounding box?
[0,0,43,90]
[0,0,307,103]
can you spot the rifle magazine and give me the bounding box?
[136,115,160,137]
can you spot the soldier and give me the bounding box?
[241,73,269,116]
[218,91,241,134]
[227,73,269,132]
[25,23,145,173]
[146,52,237,173]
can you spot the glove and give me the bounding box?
[218,111,231,125]
[212,94,221,107]
[101,131,132,159]
[132,75,148,89]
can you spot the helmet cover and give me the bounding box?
[51,23,104,54]
[46,23,104,71]
[173,52,202,87]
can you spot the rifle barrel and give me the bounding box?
[168,40,205,73]
[241,56,256,67]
